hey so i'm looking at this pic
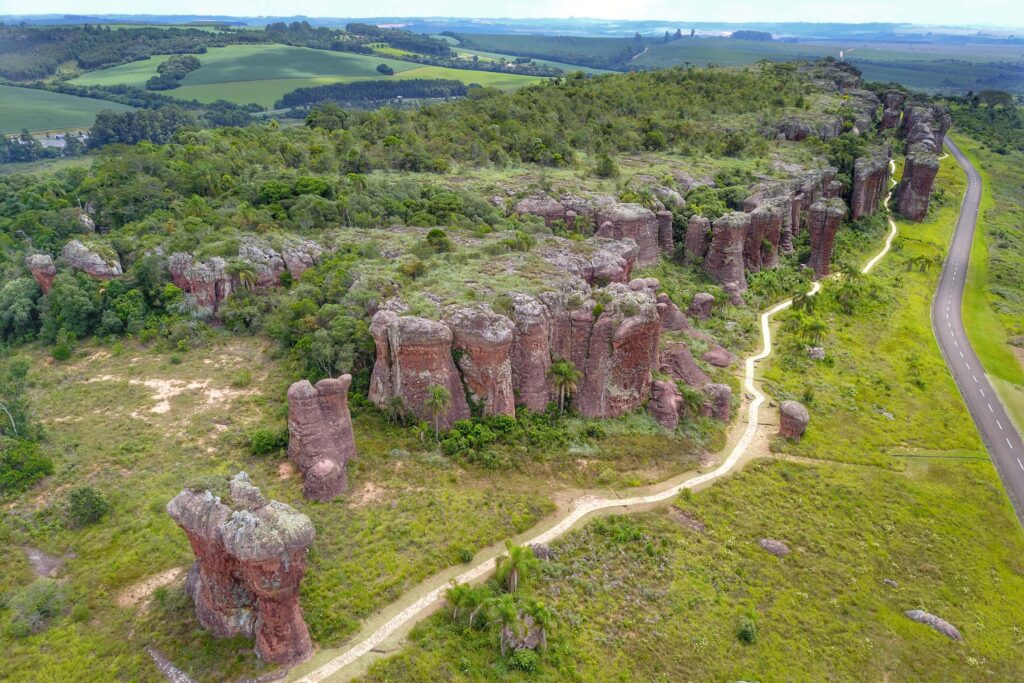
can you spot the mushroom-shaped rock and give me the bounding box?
[779,400,810,439]
[903,610,963,641]
[26,254,57,293]
[687,292,715,320]
[166,473,315,665]
[683,215,710,266]
[596,203,661,266]
[61,240,122,280]
[648,380,683,430]
[896,144,940,221]
[287,375,357,501]
[705,212,749,292]
[448,307,516,417]
[660,341,710,388]
[703,383,731,421]
[806,199,847,279]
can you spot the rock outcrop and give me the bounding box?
[851,150,891,219]
[759,206,783,269]
[880,90,907,129]
[61,240,122,280]
[779,400,810,439]
[514,195,566,226]
[287,375,357,501]
[168,253,232,313]
[683,215,710,266]
[648,380,683,430]
[539,237,638,286]
[238,238,323,287]
[688,293,715,320]
[166,473,315,665]
[596,203,661,266]
[26,254,57,292]
[901,104,951,154]
[759,538,791,557]
[660,341,710,388]
[806,199,847,279]
[448,307,516,416]
[367,313,471,429]
[896,144,940,221]
[903,610,963,641]
[703,383,731,421]
[744,208,771,272]
[705,212,750,292]
[508,293,553,412]
[656,210,674,253]
[656,293,689,333]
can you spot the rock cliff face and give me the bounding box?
[648,380,683,430]
[448,307,516,416]
[896,143,940,221]
[806,199,847,279]
[705,212,750,292]
[26,254,56,292]
[168,253,232,313]
[61,240,122,280]
[514,196,567,226]
[508,293,553,412]
[166,473,315,665]
[880,90,907,129]
[683,215,710,266]
[744,208,771,272]
[901,104,951,154]
[656,210,674,253]
[851,150,891,219]
[596,203,661,266]
[287,375,357,501]
[779,400,810,439]
[238,238,323,287]
[366,313,471,429]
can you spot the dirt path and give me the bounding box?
[287,172,903,683]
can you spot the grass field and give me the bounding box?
[69,44,545,108]
[0,85,133,134]
[453,48,614,75]
[954,136,1024,431]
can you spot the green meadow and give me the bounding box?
[0,85,133,134]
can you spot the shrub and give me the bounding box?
[737,615,758,643]
[6,580,66,638]
[593,152,619,178]
[508,648,540,672]
[51,328,76,361]
[67,486,109,526]
[0,440,53,495]
[426,228,453,253]
[249,426,289,455]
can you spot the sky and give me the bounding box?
[0,0,1022,29]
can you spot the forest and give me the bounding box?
[278,78,470,108]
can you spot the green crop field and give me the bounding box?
[0,85,133,134]
[69,44,545,108]
[453,48,614,75]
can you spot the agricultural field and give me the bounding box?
[69,44,545,108]
[0,84,133,134]
[453,48,614,75]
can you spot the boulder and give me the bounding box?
[587,238,638,284]
[61,240,122,280]
[26,254,56,293]
[166,473,315,665]
[896,144,940,221]
[514,195,566,226]
[779,400,810,439]
[759,538,791,557]
[649,380,683,430]
[287,375,357,501]
[75,209,96,233]
[367,314,471,429]
[660,341,710,388]
[448,307,516,416]
[168,253,232,313]
[683,215,711,266]
[806,199,847,279]
[904,610,963,641]
[238,238,322,287]
[701,345,735,368]
[596,203,661,266]
[851,150,890,219]
[656,210,674,253]
[688,293,715,320]
[656,293,689,333]
[703,383,731,421]
[509,293,554,412]
[705,212,749,292]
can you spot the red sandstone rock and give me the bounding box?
[596,203,661,266]
[779,400,810,439]
[507,293,553,412]
[26,254,56,292]
[705,212,749,292]
[880,90,907,129]
[687,293,715,320]
[851,150,890,219]
[649,380,683,429]
[448,307,516,416]
[656,210,674,253]
[760,206,783,269]
[61,239,122,280]
[896,144,940,221]
[167,473,315,665]
[514,195,566,226]
[745,208,771,272]
[287,375,357,501]
[368,310,399,408]
[683,215,710,266]
[168,253,232,312]
[656,293,689,333]
[701,345,735,368]
[703,383,731,421]
[806,199,847,279]
[587,238,638,284]
[660,341,710,388]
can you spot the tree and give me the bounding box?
[376,63,395,76]
[525,599,552,650]
[547,359,581,414]
[425,384,452,440]
[0,278,41,343]
[488,593,519,656]
[495,541,540,594]
[226,259,258,291]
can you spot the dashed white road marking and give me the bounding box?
[979,387,985,397]
[1010,439,1016,450]
[959,350,964,358]
[997,420,1003,430]
[1017,458,1023,470]
[965,362,971,370]
[972,374,978,382]
[988,403,994,413]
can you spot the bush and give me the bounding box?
[51,328,76,361]
[6,580,66,638]
[67,486,109,526]
[508,648,540,672]
[0,440,53,495]
[737,615,758,643]
[249,426,289,455]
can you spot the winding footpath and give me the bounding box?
[290,163,903,683]
[934,138,1024,522]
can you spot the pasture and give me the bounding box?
[0,85,133,134]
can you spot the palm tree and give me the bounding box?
[495,541,540,594]
[446,583,475,623]
[487,593,519,656]
[547,359,581,414]
[425,384,452,440]
[226,259,258,291]
[798,316,828,345]
[525,599,553,651]
[791,290,816,314]
[677,384,706,421]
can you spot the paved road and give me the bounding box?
[934,137,1024,522]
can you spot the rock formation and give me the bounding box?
[514,195,566,226]
[61,240,122,280]
[759,206,783,269]
[26,254,56,292]
[896,144,940,221]
[806,199,847,279]
[901,104,951,154]
[703,383,731,421]
[596,203,661,266]
[903,610,963,641]
[238,238,323,287]
[779,400,810,439]
[656,210,674,253]
[759,538,791,557]
[701,345,735,368]
[880,90,907,129]
[287,375,357,501]
[744,208,771,272]
[166,473,315,665]
[508,293,553,412]
[168,253,232,313]
[683,215,710,266]
[448,307,516,416]
[705,212,750,292]
[656,293,689,333]
[688,293,715,320]
[660,341,710,388]
[366,313,471,429]
[648,380,683,430]
[851,150,891,219]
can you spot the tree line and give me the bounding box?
[278,79,469,108]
